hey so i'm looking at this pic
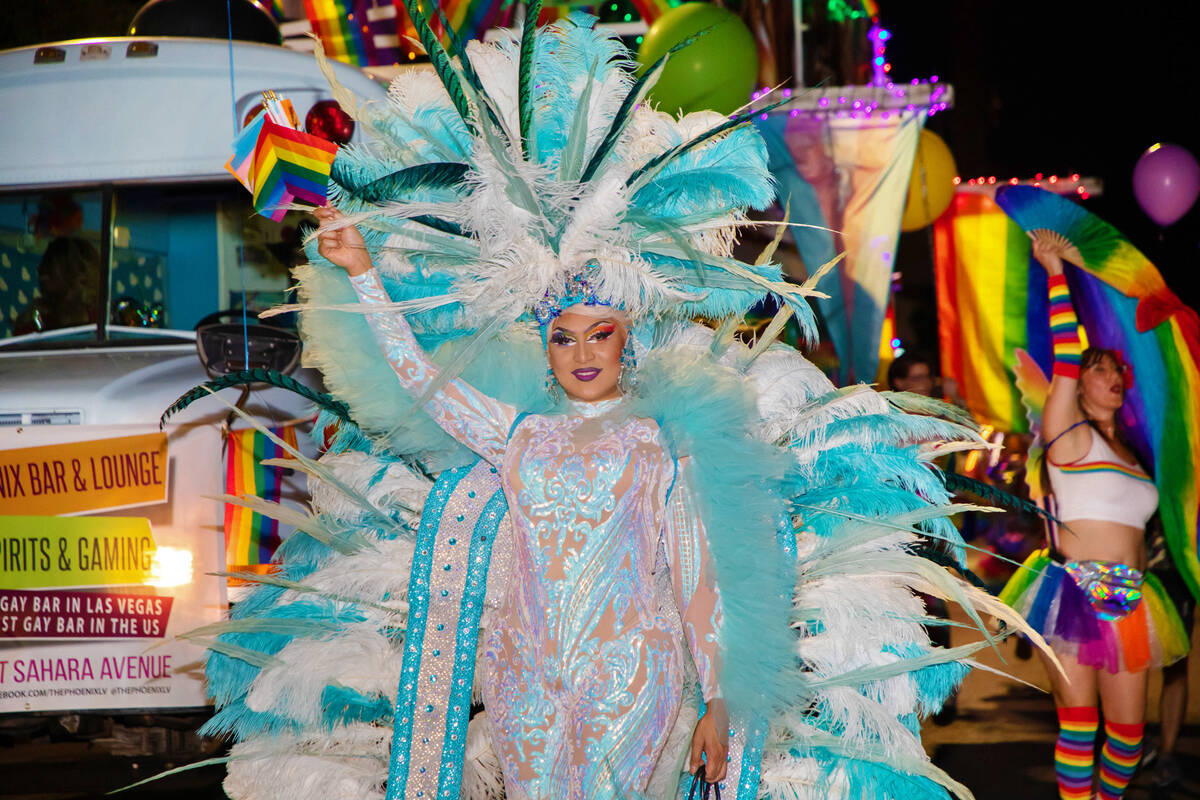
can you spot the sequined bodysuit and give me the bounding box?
[351,270,723,800]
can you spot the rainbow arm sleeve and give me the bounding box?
[1048,274,1082,379]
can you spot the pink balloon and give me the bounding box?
[1132,143,1200,227]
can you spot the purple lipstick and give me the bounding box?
[572,368,601,382]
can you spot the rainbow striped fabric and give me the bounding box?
[1048,274,1082,378]
[937,186,1200,602]
[1054,705,1097,800]
[1054,460,1154,483]
[304,0,369,65]
[934,192,1050,432]
[628,0,673,25]
[224,425,299,569]
[1098,720,1143,800]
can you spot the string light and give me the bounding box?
[953,173,1098,198]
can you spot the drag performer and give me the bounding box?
[183,11,1050,800]
[314,203,730,795]
[1000,233,1188,800]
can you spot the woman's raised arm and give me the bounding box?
[315,208,517,464]
[1032,231,1088,463]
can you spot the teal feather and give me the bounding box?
[626,97,789,193]
[160,368,351,427]
[518,0,543,157]
[330,161,469,205]
[631,125,775,217]
[578,26,712,184]
[627,348,798,720]
[393,0,474,130]
[942,471,1062,527]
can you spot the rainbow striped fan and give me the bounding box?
[995,185,1200,601]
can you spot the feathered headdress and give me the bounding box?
[313,4,817,339]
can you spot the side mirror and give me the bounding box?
[194,310,301,377]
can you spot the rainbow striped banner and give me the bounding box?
[305,0,369,65]
[250,118,339,221]
[936,186,1200,601]
[224,425,299,569]
[934,192,1049,433]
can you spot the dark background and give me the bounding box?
[3,1,1197,359]
[885,1,1200,356]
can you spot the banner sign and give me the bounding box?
[0,432,168,516]
[0,516,158,590]
[0,590,173,639]
[1,423,226,714]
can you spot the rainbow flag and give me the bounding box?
[305,0,369,65]
[934,192,1050,433]
[250,118,339,221]
[936,186,1200,601]
[225,112,267,191]
[224,425,299,569]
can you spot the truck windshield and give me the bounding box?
[0,184,305,348]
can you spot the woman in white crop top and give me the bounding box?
[999,233,1188,800]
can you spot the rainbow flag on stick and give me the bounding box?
[227,106,339,221]
[250,118,339,221]
[224,425,299,571]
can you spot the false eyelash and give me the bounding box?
[549,331,574,345]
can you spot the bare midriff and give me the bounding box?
[1054,519,1145,570]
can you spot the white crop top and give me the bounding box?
[1047,428,1158,529]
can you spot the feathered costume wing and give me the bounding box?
[189,12,1051,800]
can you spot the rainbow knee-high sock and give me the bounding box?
[1055,706,1098,800]
[1098,720,1143,800]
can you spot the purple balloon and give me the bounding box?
[1132,143,1200,227]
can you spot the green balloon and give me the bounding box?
[637,2,758,117]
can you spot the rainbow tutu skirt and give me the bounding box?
[999,549,1189,673]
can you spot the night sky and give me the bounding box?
[3,1,1197,354]
[884,1,1200,353]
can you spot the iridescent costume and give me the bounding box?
[350,269,720,798]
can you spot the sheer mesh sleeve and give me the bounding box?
[349,269,516,464]
[663,461,723,702]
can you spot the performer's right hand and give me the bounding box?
[314,206,373,277]
[1029,230,1067,276]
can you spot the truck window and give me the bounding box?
[0,186,307,346]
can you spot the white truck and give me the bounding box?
[0,32,386,736]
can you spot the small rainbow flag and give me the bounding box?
[225,111,266,191]
[224,425,299,570]
[250,118,339,221]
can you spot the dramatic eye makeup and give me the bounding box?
[549,329,576,346]
[588,322,616,341]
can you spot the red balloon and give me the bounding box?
[305,100,355,146]
[1132,143,1200,227]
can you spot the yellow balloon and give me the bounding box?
[900,129,957,232]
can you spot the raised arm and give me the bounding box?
[1032,232,1088,463]
[315,208,516,464]
[663,460,728,781]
